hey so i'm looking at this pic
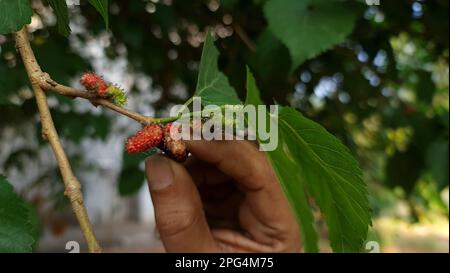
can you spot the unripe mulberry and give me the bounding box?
[162,123,189,162]
[80,73,108,96]
[106,85,128,107]
[126,124,163,154]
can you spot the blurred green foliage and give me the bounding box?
[0,0,448,224]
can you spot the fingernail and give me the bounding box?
[146,155,174,191]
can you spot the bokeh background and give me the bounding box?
[0,0,448,252]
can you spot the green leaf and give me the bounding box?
[194,31,241,106]
[0,0,32,34]
[245,70,371,252]
[267,134,320,252]
[88,0,109,29]
[47,0,71,37]
[0,176,38,253]
[23,202,41,251]
[263,0,362,70]
[278,108,371,252]
[245,69,319,252]
[119,167,145,196]
[119,149,157,196]
[248,30,291,78]
[244,67,263,106]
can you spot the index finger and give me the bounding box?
[185,140,300,246]
[185,140,273,192]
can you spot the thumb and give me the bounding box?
[145,154,218,252]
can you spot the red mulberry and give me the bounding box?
[162,123,189,162]
[80,72,108,97]
[126,124,164,154]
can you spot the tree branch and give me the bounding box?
[15,27,102,253]
[40,80,155,124]
[233,23,256,52]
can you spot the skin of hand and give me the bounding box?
[145,140,302,253]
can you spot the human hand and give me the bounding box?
[145,140,301,252]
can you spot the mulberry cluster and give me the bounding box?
[80,72,127,107]
[125,123,189,162]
